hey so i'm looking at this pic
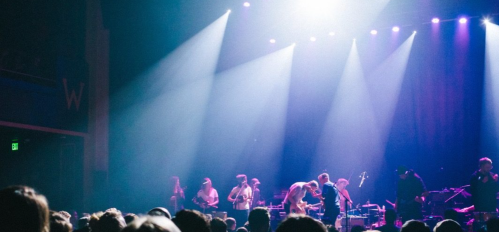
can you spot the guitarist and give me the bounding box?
[227,174,252,228]
[282,180,319,215]
[193,177,219,213]
[395,166,428,223]
[318,173,340,225]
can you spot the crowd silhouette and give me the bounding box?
[1,185,498,232]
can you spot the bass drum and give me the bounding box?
[336,216,367,232]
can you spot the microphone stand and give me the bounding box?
[333,183,352,232]
[444,185,470,204]
[249,184,256,209]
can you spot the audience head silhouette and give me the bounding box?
[276,214,327,232]
[172,209,210,232]
[122,216,181,232]
[0,185,50,232]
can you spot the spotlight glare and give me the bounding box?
[329,32,335,36]
[310,37,317,42]
[484,18,491,25]
[459,17,468,24]
[370,30,378,35]
[243,2,250,7]
[392,26,400,32]
[413,30,417,34]
[292,43,296,47]
[432,17,440,24]
[227,9,231,14]
[269,39,276,44]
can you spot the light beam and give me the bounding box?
[481,23,499,154]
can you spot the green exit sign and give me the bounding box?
[12,143,18,151]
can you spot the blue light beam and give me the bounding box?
[481,23,499,155]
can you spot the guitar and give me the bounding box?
[289,201,323,214]
[388,198,424,218]
[193,197,218,209]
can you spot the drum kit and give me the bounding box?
[331,185,472,231]
[424,185,471,221]
[318,203,389,232]
[263,185,482,231]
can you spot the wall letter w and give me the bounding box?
[63,78,85,111]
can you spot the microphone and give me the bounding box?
[359,171,368,187]
[202,181,209,185]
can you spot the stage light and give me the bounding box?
[270,39,276,44]
[392,26,400,32]
[243,2,250,7]
[370,30,378,35]
[432,18,440,24]
[292,43,296,47]
[329,32,335,36]
[413,30,417,34]
[227,9,232,14]
[459,17,468,24]
[484,18,491,25]
[310,37,317,42]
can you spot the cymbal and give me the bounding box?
[362,204,378,207]
[369,209,386,212]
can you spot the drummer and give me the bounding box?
[336,178,353,212]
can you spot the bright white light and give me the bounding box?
[432,18,440,24]
[371,30,378,35]
[482,21,499,155]
[243,2,250,7]
[329,32,335,36]
[413,30,417,34]
[292,43,297,47]
[296,0,340,22]
[484,18,491,25]
[270,39,276,44]
[392,26,400,32]
[310,37,317,42]
[459,17,468,24]
[227,9,231,14]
